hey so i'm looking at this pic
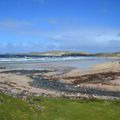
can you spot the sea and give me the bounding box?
[0,56,114,70]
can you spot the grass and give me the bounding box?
[0,93,120,120]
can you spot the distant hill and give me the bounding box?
[27,51,120,57]
[28,51,90,57]
[0,51,120,57]
[93,52,120,57]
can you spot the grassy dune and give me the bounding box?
[0,93,120,120]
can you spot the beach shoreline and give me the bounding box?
[0,58,120,100]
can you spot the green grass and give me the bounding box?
[0,93,120,120]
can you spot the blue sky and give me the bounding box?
[0,0,120,53]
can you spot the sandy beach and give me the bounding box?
[0,59,120,100]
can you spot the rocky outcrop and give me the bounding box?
[0,70,120,100]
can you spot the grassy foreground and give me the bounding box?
[0,93,120,120]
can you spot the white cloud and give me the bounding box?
[0,20,33,30]
[0,18,120,52]
[43,27,120,52]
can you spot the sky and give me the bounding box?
[0,0,120,53]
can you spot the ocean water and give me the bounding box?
[0,56,93,63]
[0,57,113,70]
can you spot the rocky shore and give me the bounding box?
[0,60,120,100]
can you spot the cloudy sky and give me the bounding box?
[0,0,120,53]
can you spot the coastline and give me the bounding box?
[0,59,120,100]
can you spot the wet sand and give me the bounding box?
[0,60,120,100]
